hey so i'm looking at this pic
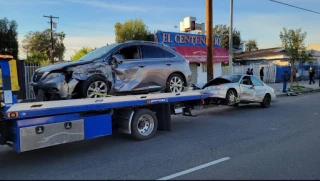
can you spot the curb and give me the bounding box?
[276,88,320,97]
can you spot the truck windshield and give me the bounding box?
[78,43,120,62]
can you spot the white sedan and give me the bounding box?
[193,74,276,108]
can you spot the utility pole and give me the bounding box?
[229,0,234,74]
[43,15,59,64]
[206,0,213,82]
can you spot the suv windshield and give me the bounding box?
[78,43,120,61]
[220,75,242,83]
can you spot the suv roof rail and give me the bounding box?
[124,40,170,47]
[125,40,155,44]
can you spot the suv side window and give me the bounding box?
[241,76,252,85]
[251,76,264,86]
[115,46,140,60]
[141,45,175,59]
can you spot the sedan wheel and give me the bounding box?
[260,94,271,108]
[226,89,238,106]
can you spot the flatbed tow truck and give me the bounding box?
[0,55,210,153]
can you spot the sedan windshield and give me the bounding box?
[78,43,120,61]
[220,75,242,83]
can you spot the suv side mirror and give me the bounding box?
[111,54,124,64]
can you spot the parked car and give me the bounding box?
[30,41,192,101]
[193,74,276,108]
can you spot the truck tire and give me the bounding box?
[131,109,158,141]
[78,75,110,98]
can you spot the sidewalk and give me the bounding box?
[267,80,320,97]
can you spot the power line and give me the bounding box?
[269,0,320,15]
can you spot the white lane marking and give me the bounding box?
[157,157,230,180]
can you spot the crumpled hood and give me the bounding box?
[36,61,90,73]
[202,77,232,89]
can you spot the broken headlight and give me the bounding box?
[43,72,63,81]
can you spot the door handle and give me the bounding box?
[166,63,172,66]
[138,65,145,68]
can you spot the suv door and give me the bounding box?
[140,45,176,91]
[250,76,265,101]
[239,76,255,101]
[112,45,148,92]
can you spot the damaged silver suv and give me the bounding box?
[30,41,192,101]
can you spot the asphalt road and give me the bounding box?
[1,93,320,180]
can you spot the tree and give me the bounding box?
[70,47,95,61]
[245,39,259,52]
[25,52,49,64]
[115,18,152,43]
[213,24,242,51]
[279,27,314,88]
[22,29,66,63]
[0,18,19,59]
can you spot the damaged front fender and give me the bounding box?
[67,61,115,87]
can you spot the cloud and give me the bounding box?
[67,0,147,12]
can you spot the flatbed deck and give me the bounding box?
[0,56,211,153]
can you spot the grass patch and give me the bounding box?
[287,85,313,92]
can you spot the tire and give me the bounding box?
[260,94,271,108]
[78,75,111,98]
[131,109,158,141]
[225,89,238,106]
[166,73,185,93]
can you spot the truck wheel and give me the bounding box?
[260,94,271,108]
[78,75,110,98]
[131,109,158,141]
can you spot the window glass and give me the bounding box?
[115,46,139,60]
[78,43,119,61]
[221,75,242,83]
[251,76,264,86]
[141,45,174,58]
[241,76,252,85]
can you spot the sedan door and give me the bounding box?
[239,76,255,101]
[250,76,266,102]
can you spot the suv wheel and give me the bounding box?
[79,75,110,98]
[166,73,185,93]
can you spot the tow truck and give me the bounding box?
[0,55,210,153]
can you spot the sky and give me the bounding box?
[1,0,320,60]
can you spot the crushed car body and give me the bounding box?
[30,41,192,101]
